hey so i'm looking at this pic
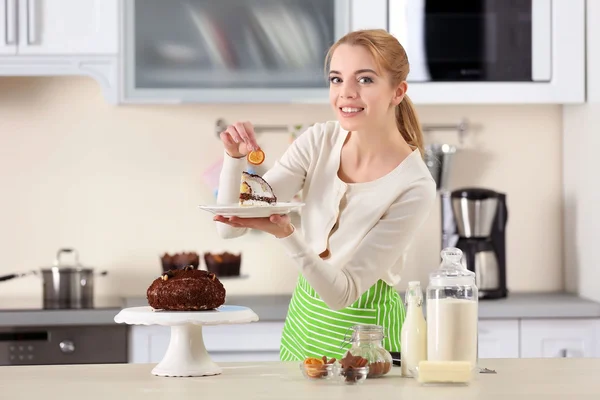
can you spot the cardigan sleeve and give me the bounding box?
[277,178,436,310]
[215,124,316,239]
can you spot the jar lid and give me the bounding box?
[429,247,476,287]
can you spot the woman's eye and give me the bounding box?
[358,76,374,84]
[329,76,341,84]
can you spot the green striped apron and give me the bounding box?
[280,274,406,361]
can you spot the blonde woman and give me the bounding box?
[214,29,436,362]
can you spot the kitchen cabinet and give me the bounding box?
[478,319,520,358]
[0,0,118,102]
[0,0,117,55]
[520,319,600,358]
[128,322,285,364]
[120,0,394,104]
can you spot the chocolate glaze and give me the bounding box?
[239,193,276,204]
[147,268,226,311]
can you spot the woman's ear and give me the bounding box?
[392,81,408,106]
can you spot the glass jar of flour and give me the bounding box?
[426,247,479,370]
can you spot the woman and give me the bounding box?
[213,29,436,361]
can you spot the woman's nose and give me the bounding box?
[340,83,358,99]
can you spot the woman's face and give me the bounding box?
[328,44,404,132]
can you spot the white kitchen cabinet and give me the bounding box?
[128,322,285,364]
[0,0,119,103]
[478,319,520,358]
[520,319,600,358]
[0,0,117,55]
[0,1,17,55]
[14,0,118,55]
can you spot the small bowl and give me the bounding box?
[337,366,369,385]
[299,362,337,381]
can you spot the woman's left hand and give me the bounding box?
[213,214,294,239]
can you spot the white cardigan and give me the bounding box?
[216,121,436,310]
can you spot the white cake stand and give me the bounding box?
[114,305,259,377]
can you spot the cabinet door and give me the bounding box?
[122,0,350,102]
[478,320,520,359]
[0,0,17,54]
[128,322,285,364]
[16,0,118,55]
[520,319,600,358]
[128,325,170,364]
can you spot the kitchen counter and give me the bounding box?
[2,292,599,328]
[125,291,600,321]
[0,297,124,327]
[1,358,600,400]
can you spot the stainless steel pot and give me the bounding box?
[0,248,107,309]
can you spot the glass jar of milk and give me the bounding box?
[426,247,478,370]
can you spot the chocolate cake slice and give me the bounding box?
[147,266,226,311]
[239,171,277,206]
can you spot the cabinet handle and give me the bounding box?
[26,0,35,44]
[5,0,17,45]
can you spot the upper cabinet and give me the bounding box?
[0,0,589,105]
[121,0,354,103]
[0,0,119,102]
[0,0,117,55]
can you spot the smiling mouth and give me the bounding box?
[339,107,365,113]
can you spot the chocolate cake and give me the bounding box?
[160,252,200,272]
[204,252,241,277]
[147,266,226,311]
[239,171,277,206]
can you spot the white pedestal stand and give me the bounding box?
[114,305,259,377]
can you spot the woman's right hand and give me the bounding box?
[219,121,260,158]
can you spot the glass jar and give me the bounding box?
[426,247,479,370]
[343,324,393,378]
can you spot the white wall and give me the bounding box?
[563,0,600,302]
[0,76,564,301]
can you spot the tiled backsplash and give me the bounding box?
[0,77,563,301]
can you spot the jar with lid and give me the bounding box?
[342,324,392,378]
[426,247,479,369]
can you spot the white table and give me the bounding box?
[2,358,600,399]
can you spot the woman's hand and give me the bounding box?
[219,121,260,158]
[213,214,294,239]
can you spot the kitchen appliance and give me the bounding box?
[424,143,457,192]
[390,0,552,82]
[0,248,107,309]
[441,188,508,299]
[0,325,127,366]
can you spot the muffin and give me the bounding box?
[160,252,200,272]
[147,266,226,311]
[204,252,241,277]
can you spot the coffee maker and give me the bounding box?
[441,187,508,299]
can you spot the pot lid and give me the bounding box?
[43,248,91,271]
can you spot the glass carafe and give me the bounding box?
[343,324,393,378]
[426,247,479,369]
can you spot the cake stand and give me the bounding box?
[114,305,259,377]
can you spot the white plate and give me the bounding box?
[198,202,304,218]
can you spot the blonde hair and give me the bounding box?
[325,29,424,156]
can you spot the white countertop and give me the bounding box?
[1,292,599,327]
[1,359,600,399]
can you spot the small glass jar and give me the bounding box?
[343,324,393,378]
[426,247,479,371]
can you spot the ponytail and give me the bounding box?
[395,95,424,157]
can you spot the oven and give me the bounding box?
[0,325,127,365]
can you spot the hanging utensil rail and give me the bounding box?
[215,118,469,142]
